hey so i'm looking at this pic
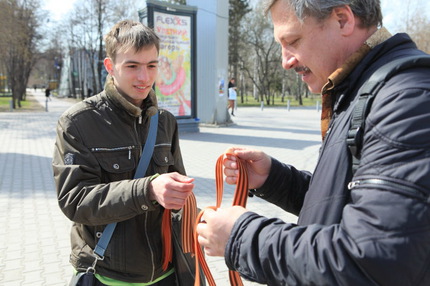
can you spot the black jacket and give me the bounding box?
[225,33,430,285]
[53,77,185,283]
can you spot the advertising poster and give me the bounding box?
[153,12,192,117]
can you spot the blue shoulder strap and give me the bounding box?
[93,112,159,261]
[134,112,159,179]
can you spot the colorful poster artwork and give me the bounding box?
[218,78,225,96]
[154,12,192,117]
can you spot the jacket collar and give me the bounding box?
[321,27,392,96]
[104,75,158,118]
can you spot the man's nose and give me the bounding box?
[282,53,297,70]
[137,67,149,81]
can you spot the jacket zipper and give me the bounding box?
[144,212,156,281]
[135,116,142,157]
[348,178,428,200]
[91,146,135,159]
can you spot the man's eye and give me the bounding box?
[127,65,137,69]
[289,38,299,47]
[148,64,158,69]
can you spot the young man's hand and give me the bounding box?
[148,172,194,209]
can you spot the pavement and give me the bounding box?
[0,90,322,286]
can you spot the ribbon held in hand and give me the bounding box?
[161,193,198,271]
[194,153,249,286]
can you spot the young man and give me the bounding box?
[53,20,194,285]
[197,0,430,285]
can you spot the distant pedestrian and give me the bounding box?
[87,88,93,98]
[45,87,51,101]
[227,77,237,116]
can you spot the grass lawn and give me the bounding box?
[0,92,322,112]
[0,94,44,112]
[237,94,321,108]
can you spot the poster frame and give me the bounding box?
[139,0,197,121]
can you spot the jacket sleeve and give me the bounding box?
[251,158,312,216]
[226,188,430,286]
[224,73,430,286]
[53,114,156,226]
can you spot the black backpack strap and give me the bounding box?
[347,55,430,175]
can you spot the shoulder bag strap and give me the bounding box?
[347,55,430,175]
[134,112,159,179]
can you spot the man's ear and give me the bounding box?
[332,5,355,36]
[104,58,113,75]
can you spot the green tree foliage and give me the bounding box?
[0,0,42,108]
[59,0,142,97]
[236,3,288,106]
[229,2,309,106]
[228,0,251,83]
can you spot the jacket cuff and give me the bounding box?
[225,211,259,271]
[250,158,282,198]
[133,177,157,212]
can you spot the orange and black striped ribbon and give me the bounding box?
[193,153,248,286]
[161,192,198,271]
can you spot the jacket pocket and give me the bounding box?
[92,146,137,181]
[348,175,429,202]
[152,143,174,174]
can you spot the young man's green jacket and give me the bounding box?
[53,76,185,283]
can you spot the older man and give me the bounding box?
[197,0,430,285]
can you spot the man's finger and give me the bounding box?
[170,172,195,183]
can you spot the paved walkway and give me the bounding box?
[0,90,321,285]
